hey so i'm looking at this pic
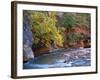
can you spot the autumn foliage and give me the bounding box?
[24,11,91,55]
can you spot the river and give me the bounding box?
[23,48,91,69]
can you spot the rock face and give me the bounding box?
[23,11,34,62]
[68,25,91,48]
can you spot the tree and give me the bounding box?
[29,11,64,48]
[75,13,91,33]
[61,13,76,32]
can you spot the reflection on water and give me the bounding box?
[23,48,91,69]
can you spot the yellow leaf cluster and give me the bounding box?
[30,11,64,48]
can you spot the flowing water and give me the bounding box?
[23,48,91,69]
